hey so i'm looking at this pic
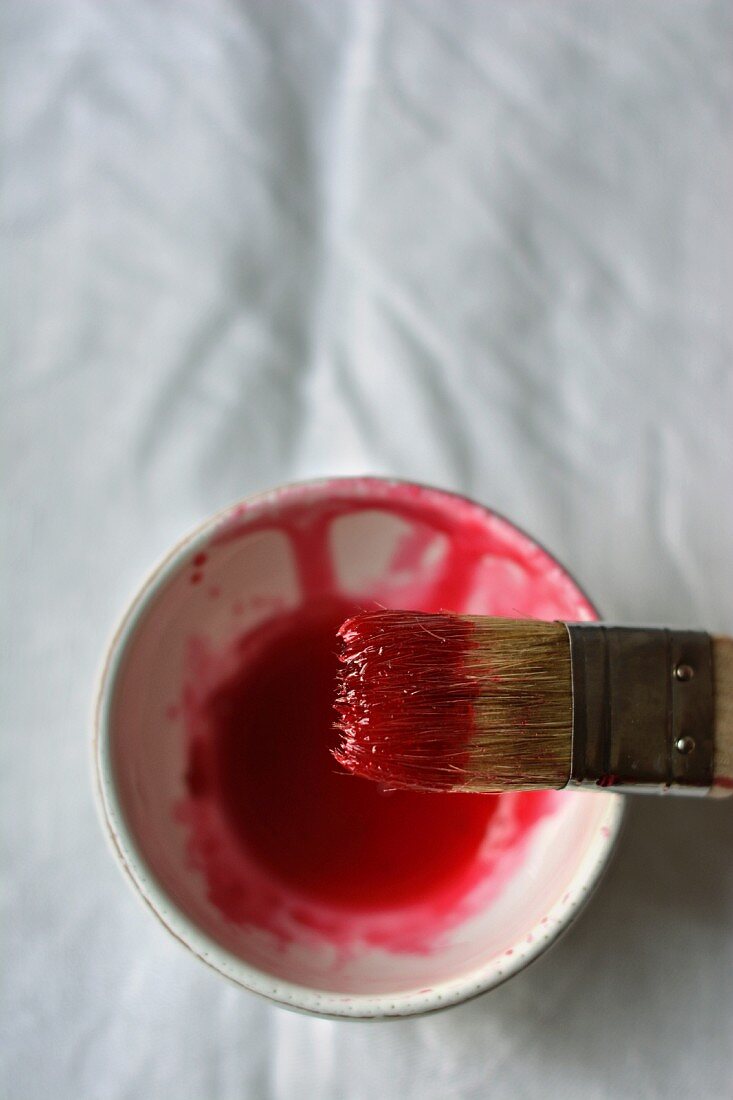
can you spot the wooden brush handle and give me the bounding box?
[712,636,733,797]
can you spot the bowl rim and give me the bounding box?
[92,475,625,1019]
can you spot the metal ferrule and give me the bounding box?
[565,624,714,795]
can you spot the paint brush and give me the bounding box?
[333,611,733,797]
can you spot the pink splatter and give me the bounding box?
[175,611,561,957]
[172,479,590,957]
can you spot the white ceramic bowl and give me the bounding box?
[94,478,624,1018]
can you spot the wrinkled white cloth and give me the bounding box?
[3,1,733,1097]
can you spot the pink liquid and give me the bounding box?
[175,482,590,952]
[186,598,498,910]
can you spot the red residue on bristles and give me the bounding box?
[333,610,480,792]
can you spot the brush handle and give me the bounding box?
[712,636,733,797]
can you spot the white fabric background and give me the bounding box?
[3,1,733,1097]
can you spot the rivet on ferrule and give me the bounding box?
[675,735,696,755]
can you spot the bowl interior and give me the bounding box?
[98,479,619,1012]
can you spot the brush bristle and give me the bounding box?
[333,611,572,793]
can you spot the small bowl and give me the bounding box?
[94,477,623,1018]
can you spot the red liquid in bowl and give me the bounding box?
[188,598,497,910]
[175,483,593,952]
